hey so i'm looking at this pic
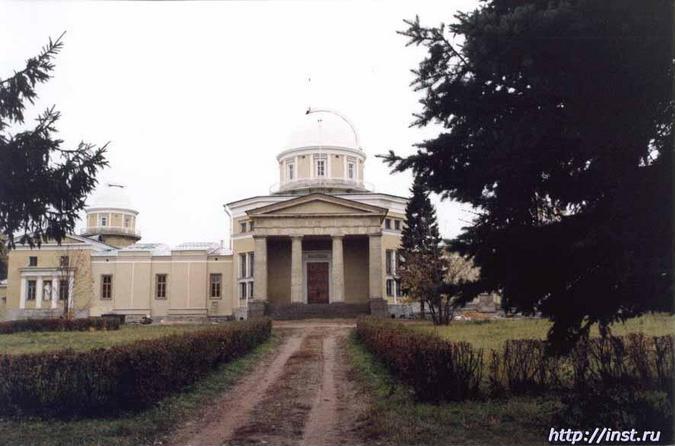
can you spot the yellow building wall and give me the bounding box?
[207,256,233,316]
[298,154,310,178]
[331,154,344,178]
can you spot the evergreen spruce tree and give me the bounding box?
[0,34,108,249]
[399,176,448,324]
[385,0,672,349]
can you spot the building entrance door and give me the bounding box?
[307,262,329,304]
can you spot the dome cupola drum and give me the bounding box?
[275,109,367,194]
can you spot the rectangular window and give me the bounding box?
[239,253,247,278]
[248,252,254,278]
[316,159,326,176]
[27,280,36,300]
[210,273,222,298]
[239,282,247,299]
[59,256,69,267]
[124,215,131,228]
[385,219,392,230]
[101,215,108,227]
[386,250,393,275]
[59,279,69,301]
[155,274,167,299]
[386,279,394,297]
[28,256,38,267]
[240,222,248,233]
[394,220,401,230]
[101,275,112,300]
[247,281,254,299]
[288,162,295,180]
[249,221,254,232]
[347,162,355,179]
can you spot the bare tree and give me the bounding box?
[57,245,92,318]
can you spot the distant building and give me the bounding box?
[3,109,407,321]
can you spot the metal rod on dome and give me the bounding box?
[308,107,361,149]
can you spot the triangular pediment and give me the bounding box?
[247,193,387,217]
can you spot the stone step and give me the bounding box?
[267,302,370,320]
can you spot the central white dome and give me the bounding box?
[285,109,361,151]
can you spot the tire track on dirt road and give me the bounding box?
[168,331,306,446]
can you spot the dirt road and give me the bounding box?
[169,320,368,446]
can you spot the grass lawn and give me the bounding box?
[348,334,560,445]
[0,335,279,446]
[411,312,674,351]
[0,324,218,354]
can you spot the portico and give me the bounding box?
[247,193,386,307]
[18,268,74,310]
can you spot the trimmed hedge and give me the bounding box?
[0,317,121,334]
[356,317,483,402]
[357,317,674,402]
[0,318,271,418]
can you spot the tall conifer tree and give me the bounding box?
[0,34,108,249]
[385,0,672,348]
[399,176,447,323]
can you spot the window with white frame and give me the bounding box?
[385,250,400,299]
[287,162,295,181]
[101,215,108,227]
[347,157,356,180]
[238,252,254,299]
[101,275,112,299]
[386,249,397,275]
[59,280,69,301]
[155,274,167,299]
[27,280,36,300]
[314,154,327,177]
[386,278,395,297]
[210,273,222,298]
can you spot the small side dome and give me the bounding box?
[284,109,361,151]
[81,182,141,248]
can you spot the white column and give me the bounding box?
[290,236,303,303]
[67,274,74,310]
[368,234,383,300]
[253,236,267,300]
[331,235,345,303]
[52,276,59,309]
[19,277,27,309]
[35,277,44,309]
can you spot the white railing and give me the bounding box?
[269,178,373,194]
[80,226,141,237]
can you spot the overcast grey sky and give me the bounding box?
[1,0,478,246]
